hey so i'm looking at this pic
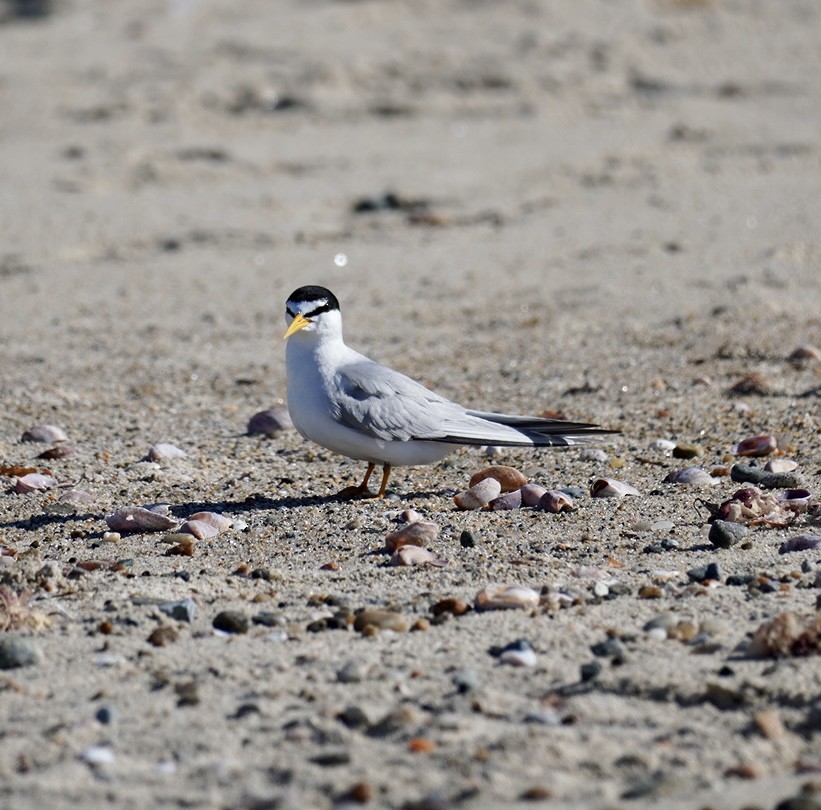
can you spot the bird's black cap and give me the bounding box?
[286,286,340,317]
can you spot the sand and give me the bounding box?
[0,1,819,808]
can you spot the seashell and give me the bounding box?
[453,478,501,510]
[779,488,812,505]
[778,534,821,554]
[488,489,522,511]
[469,465,527,493]
[178,519,219,540]
[398,509,423,524]
[353,609,408,634]
[390,546,448,567]
[147,443,187,461]
[247,406,293,437]
[384,521,439,552]
[105,504,179,533]
[787,344,821,362]
[187,511,233,532]
[58,489,96,505]
[498,639,537,668]
[14,473,58,493]
[765,458,798,473]
[731,434,777,457]
[650,439,676,452]
[663,467,720,487]
[728,372,770,396]
[21,424,67,443]
[475,584,540,611]
[36,445,76,460]
[518,483,546,507]
[590,478,640,498]
[538,490,575,513]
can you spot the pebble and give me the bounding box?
[384,521,439,551]
[497,639,537,667]
[431,597,470,616]
[590,637,626,661]
[519,483,547,507]
[672,442,703,459]
[753,708,785,741]
[650,439,676,452]
[538,490,575,513]
[779,534,821,554]
[453,478,501,510]
[0,635,43,669]
[638,585,663,599]
[474,584,539,611]
[580,661,602,682]
[166,536,196,556]
[469,465,527,493]
[95,706,117,725]
[561,485,586,499]
[590,478,640,498]
[390,546,447,567]
[687,562,721,583]
[459,530,476,548]
[147,443,187,461]
[709,519,748,549]
[646,626,668,642]
[246,406,293,436]
[452,669,479,694]
[765,458,799,473]
[36,444,76,460]
[579,447,608,463]
[105,504,179,533]
[488,489,522,510]
[147,626,179,647]
[101,531,121,543]
[21,424,67,443]
[337,705,370,730]
[158,598,198,623]
[731,463,801,489]
[663,467,719,487]
[353,610,408,634]
[731,434,777,457]
[14,472,58,493]
[337,660,373,684]
[213,610,249,634]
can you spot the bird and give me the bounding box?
[283,285,618,499]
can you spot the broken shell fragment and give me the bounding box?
[538,490,575,513]
[187,511,233,532]
[384,521,439,552]
[105,504,179,533]
[787,344,821,362]
[488,489,522,511]
[36,445,76,460]
[663,467,720,487]
[498,639,537,668]
[390,546,448,567]
[765,458,798,473]
[14,473,58,493]
[21,424,67,443]
[469,465,527,493]
[590,478,640,498]
[519,483,548,507]
[247,406,293,437]
[475,584,540,611]
[147,443,187,461]
[453,478,501,510]
[353,610,408,634]
[731,435,777,457]
[178,519,219,540]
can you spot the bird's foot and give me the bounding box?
[335,484,377,500]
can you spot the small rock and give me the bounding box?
[21,424,67,443]
[779,535,821,554]
[105,504,179,533]
[469,465,527,493]
[147,626,179,647]
[390,546,447,567]
[687,562,721,583]
[452,669,479,694]
[638,585,663,599]
[650,439,676,452]
[497,639,537,667]
[731,464,801,489]
[431,597,470,616]
[95,706,117,725]
[213,610,249,634]
[247,406,293,436]
[453,478,502,510]
[753,708,786,741]
[459,530,476,548]
[80,746,115,766]
[788,344,821,362]
[580,661,602,682]
[672,442,703,459]
[709,520,748,549]
[336,705,370,730]
[0,635,43,669]
[36,444,76,460]
[158,598,197,623]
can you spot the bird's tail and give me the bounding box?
[462,410,619,447]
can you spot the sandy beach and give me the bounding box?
[1,1,819,808]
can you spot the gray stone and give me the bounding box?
[709,519,747,549]
[0,635,43,669]
[158,598,197,623]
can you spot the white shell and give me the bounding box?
[390,546,448,567]
[14,473,58,493]
[147,443,187,461]
[590,478,640,498]
[453,478,501,510]
[105,504,179,532]
[764,458,798,473]
[663,467,720,487]
[21,424,67,443]
[475,584,540,611]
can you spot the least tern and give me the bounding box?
[284,285,617,499]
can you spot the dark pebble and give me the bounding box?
[0,635,43,669]
[775,796,821,810]
[731,463,801,489]
[336,705,370,730]
[230,703,261,720]
[310,750,351,767]
[95,706,117,725]
[580,661,602,682]
[591,638,626,661]
[459,530,476,548]
[173,571,191,582]
[709,520,748,549]
[687,562,721,583]
[252,611,284,627]
[212,610,249,634]
[608,582,633,597]
[560,486,586,499]
[452,669,479,694]
[727,574,756,586]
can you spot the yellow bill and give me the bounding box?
[283,313,311,339]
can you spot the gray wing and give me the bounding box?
[333,360,459,441]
